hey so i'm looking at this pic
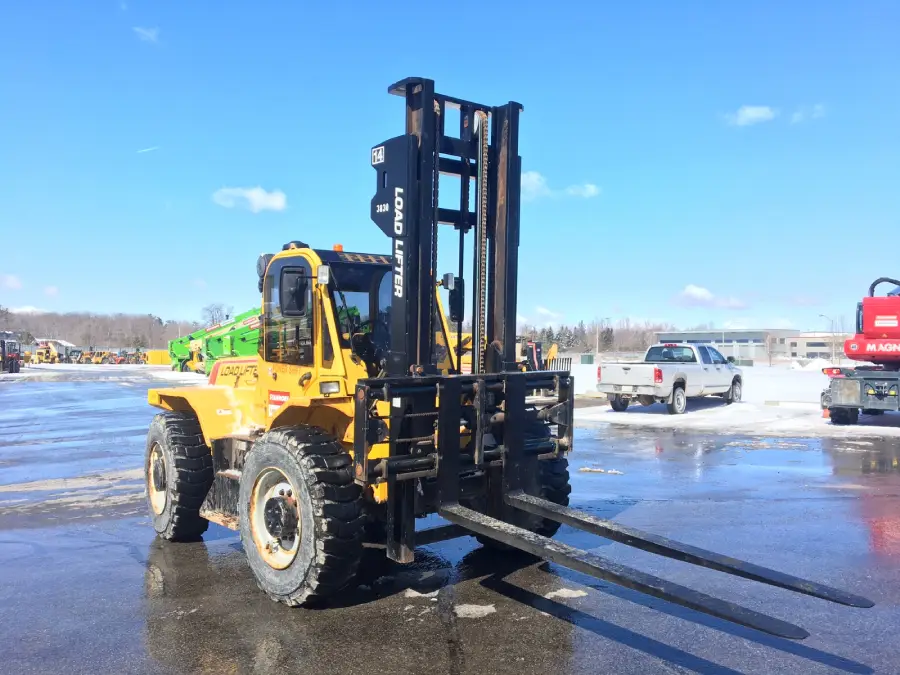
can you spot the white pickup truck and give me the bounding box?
[596,343,743,414]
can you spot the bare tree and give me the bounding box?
[202,303,234,326]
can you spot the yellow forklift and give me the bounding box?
[140,77,872,638]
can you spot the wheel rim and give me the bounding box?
[733,382,742,401]
[676,389,685,411]
[250,467,301,570]
[148,443,167,515]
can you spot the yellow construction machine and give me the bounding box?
[141,77,871,637]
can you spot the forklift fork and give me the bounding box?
[435,372,873,641]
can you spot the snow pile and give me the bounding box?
[802,357,833,372]
[575,399,900,439]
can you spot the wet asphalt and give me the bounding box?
[1,373,899,674]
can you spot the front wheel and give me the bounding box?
[238,426,364,607]
[724,379,742,404]
[667,385,687,415]
[145,412,214,540]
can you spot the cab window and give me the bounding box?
[263,258,314,366]
[708,347,728,365]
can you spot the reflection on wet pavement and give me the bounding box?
[1,378,899,673]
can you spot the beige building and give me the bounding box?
[654,329,852,363]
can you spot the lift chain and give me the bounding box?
[475,110,490,373]
[430,99,441,365]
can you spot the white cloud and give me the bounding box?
[521,171,600,202]
[136,146,159,154]
[564,183,601,198]
[725,105,778,127]
[44,286,58,297]
[212,186,287,213]
[791,103,826,124]
[10,306,46,314]
[675,284,747,310]
[2,274,22,290]
[520,305,564,328]
[133,27,159,43]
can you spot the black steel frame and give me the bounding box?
[355,77,873,640]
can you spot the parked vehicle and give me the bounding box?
[596,343,743,414]
[823,277,900,424]
[1,339,22,373]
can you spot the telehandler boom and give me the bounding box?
[143,77,871,638]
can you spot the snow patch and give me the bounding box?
[454,604,496,618]
[404,589,439,599]
[544,588,588,600]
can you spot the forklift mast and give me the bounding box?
[370,77,522,377]
[353,79,872,639]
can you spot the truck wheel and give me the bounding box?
[145,411,214,541]
[667,385,687,415]
[830,408,859,425]
[609,394,629,412]
[238,426,364,607]
[862,409,884,416]
[724,378,742,404]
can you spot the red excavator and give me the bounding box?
[822,277,900,424]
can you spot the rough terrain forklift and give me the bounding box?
[1,338,22,373]
[143,77,871,639]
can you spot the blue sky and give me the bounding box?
[1,1,898,334]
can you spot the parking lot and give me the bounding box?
[0,366,897,674]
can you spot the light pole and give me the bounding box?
[819,313,835,363]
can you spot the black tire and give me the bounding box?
[466,422,572,551]
[862,408,884,416]
[667,384,687,415]
[724,378,742,404]
[830,408,860,425]
[238,426,364,607]
[609,394,629,412]
[145,411,214,541]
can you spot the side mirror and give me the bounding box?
[727,356,735,364]
[447,276,465,323]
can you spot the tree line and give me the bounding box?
[518,318,678,353]
[2,301,676,354]
[0,303,238,349]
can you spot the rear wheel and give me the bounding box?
[609,394,629,412]
[238,426,364,606]
[145,411,214,541]
[830,407,860,425]
[667,385,687,415]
